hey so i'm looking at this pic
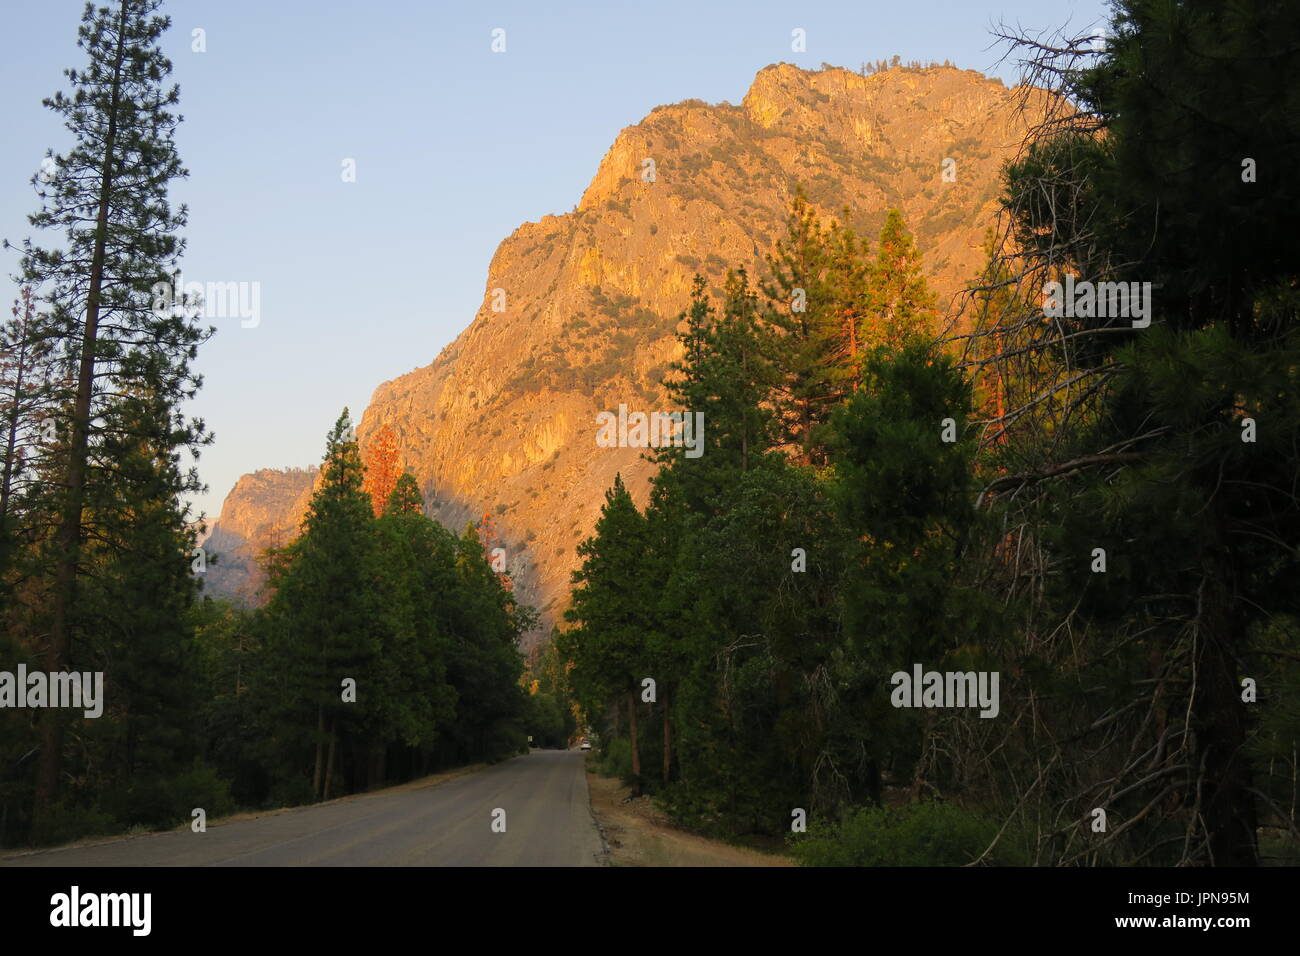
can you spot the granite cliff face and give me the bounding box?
[203,63,1041,639]
[202,467,317,606]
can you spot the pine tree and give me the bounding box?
[830,342,989,800]
[560,474,652,791]
[8,0,209,838]
[658,271,778,511]
[650,271,782,785]
[80,385,205,800]
[863,208,937,353]
[988,0,1300,865]
[0,286,57,586]
[369,491,458,785]
[761,191,846,466]
[262,410,377,800]
[384,472,424,516]
[441,522,529,762]
[825,213,872,386]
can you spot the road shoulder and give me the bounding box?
[584,766,793,867]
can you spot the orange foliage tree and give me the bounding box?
[361,423,399,516]
[476,509,513,592]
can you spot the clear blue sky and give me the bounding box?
[0,0,1108,521]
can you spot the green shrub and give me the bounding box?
[34,802,118,847]
[596,736,634,782]
[269,774,316,809]
[167,762,237,822]
[105,761,237,830]
[790,800,1027,867]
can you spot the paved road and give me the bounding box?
[1,751,605,867]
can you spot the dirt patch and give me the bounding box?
[586,767,793,867]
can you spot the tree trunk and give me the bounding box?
[662,688,671,786]
[32,2,129,841]
[0,326,25,531]
[322,720,338,801]
[1196,569,1258,865]
[368,745,386,791]
[312,705,325,799]
[628,690,641,794]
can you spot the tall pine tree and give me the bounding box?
[10,0,209,839]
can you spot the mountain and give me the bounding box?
[202,466,317,606]
[201,62,1044,640]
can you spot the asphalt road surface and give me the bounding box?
[1,750,605,867]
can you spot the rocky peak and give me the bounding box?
[205,63,1042,644]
